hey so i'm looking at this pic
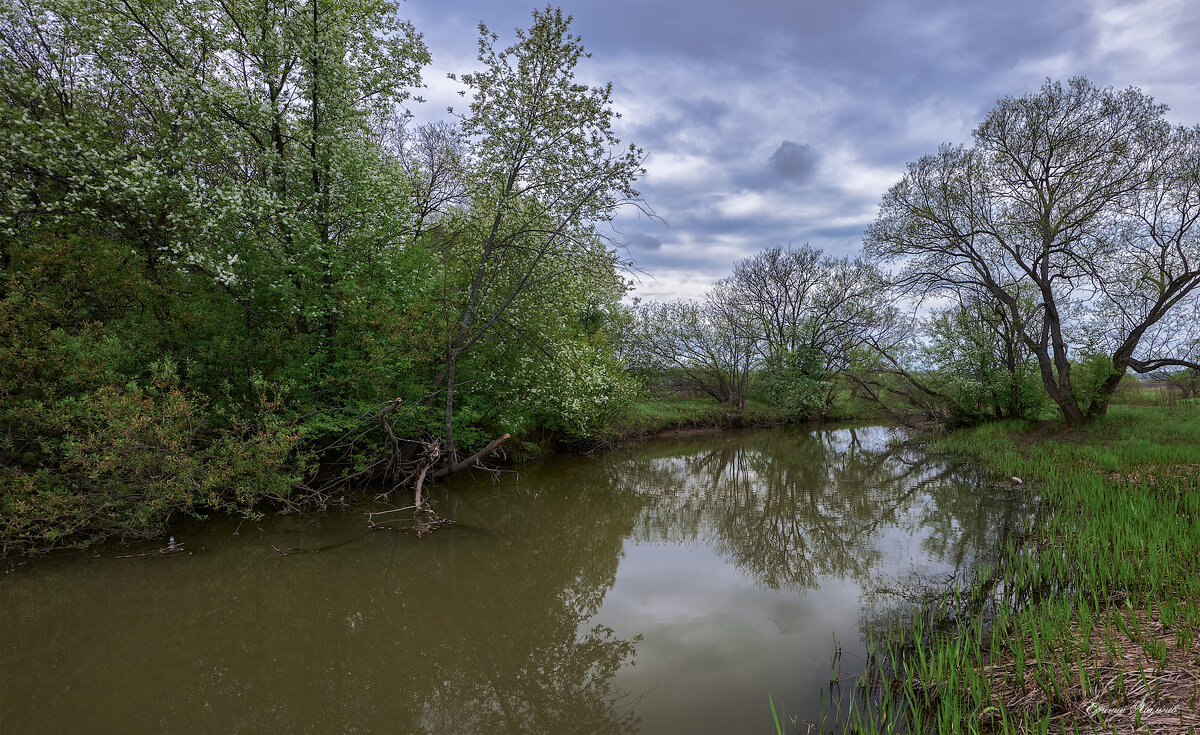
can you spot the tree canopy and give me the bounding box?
[0,1,645,549]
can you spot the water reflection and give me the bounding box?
[0,426,1024,734]
[614,427,1015,592]
[1,489,642,734]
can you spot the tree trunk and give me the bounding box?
[429,433,510,481]
[1030,344,1086,425]
[1086,361,1127,421]
[1059,400,1086,425]
[1005,335,1021,418]
[444,350,457,457]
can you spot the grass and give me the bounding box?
[844,403,1200,733]
[604,393,791,441]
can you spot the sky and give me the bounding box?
[400,0,1200,301]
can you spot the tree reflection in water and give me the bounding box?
[0,483,645,735]
[609,427,1024,593]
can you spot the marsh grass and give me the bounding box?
[837,404,1200,733]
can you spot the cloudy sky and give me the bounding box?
[400,0,1200,301]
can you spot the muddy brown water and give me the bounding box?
[1,426,1024,734]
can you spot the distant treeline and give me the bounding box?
[631,78,1200,429]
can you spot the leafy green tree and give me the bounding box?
[434,7,644,454]
[1161,368,1200,400]
[0,0,650,546]
[924,289,1044,422]
[0,0,433,548]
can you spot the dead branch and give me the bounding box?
[365,432,511,536]
[412,463,431,510]
[430,433,511,481]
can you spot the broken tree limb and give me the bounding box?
[412,463,431,511]
[429,433,510,481]
[365,433,511,537]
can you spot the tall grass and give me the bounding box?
[844,404,1200,733]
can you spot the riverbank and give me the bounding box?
[601,392,876,445]
[868,403,1200,733]
[0,392,835,554]
[602,396,787,441]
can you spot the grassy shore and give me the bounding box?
[602,395,792,440]
[857,404,1200,733]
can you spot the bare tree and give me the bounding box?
[381,119,468,240]
[724,245,826,360]
[630,289,754,409]
[720,244,901,412]
[867,78,1200,424]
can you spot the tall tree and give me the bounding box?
[867,78,1200,424]
[435,7,643,454]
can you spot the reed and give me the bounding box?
[836,404,1200,733]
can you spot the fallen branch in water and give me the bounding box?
[429,433,511,481]
[365,432,511,536]
[117,541,185,559]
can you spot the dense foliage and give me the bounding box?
[3,2,1195,555]
[0,1,641,550]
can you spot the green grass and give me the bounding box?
[605,394,790,440]
[848,403,1200,733]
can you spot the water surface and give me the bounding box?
[1,426,1023,733]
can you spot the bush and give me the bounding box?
[756,348,829,419]
[0,361,308,551]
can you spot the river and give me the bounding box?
[0,425,1025,734]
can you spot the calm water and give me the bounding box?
[1,426,1024,734]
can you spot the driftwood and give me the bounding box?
[368,432,512,535]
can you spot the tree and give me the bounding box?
[0,0,439,546]
[867,78,1200,424]
[923,288,1043,421]
[1162,369,1200,400]
[630,292,754,408]
[435,7,644,454]
[382,118,469,241]
[721,244,900,415]
[0,0,430,371]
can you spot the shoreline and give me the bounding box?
[857,403,1200,733]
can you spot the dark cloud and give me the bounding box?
[769,141,817,181]
[403,0,1200,300]
[626,232,664,251]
